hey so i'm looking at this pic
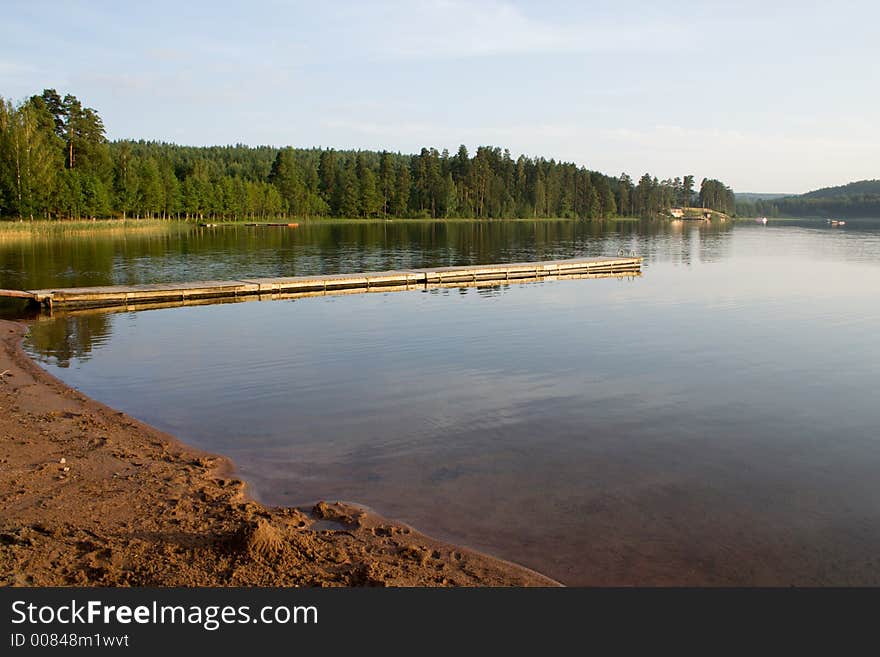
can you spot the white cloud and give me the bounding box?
[344,0,693,59]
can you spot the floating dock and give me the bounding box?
[1,256,641,312]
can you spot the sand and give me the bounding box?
[0,319,557,587]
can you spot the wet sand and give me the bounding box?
[0,319,557,587]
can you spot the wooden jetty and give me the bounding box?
[1,256,641,312]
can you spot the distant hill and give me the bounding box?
[799,179,880,199]
[734,192,792,202]
[736,179,880,218]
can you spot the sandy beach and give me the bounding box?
[0,319,556,587]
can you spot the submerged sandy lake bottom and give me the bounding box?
[24,222,880,584]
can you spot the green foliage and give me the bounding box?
[0,97,62,219]
[1,88,738,222]
[736,180,880,218]
[391,161,411,217]
[699,178,735,214]
[800,180,880,199]
[357,160,381,217]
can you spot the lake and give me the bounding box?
[11,218,880,585]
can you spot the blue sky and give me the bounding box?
[3,0,877,192]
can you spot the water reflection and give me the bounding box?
[18,219,880,585]
[25,313,114,367]
[2,219,736,290]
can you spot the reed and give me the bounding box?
[0,219,187,241]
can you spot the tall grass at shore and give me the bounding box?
[0,219,188,242]
[0,217,640,243]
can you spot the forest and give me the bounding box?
[735,180,880,218]
[1,89,733,221]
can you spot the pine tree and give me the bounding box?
[113,144,139,219]
[378,150,394,217]
[391,161,411,217]
[160,160,181,218]
[137,157,163,218]
[618,172,633,216]
[587,186,600,219]
[269,148,306,216]
[318,149,337,211]
[358,163,380,217]
[335,159,359,217]
[682,175,695,207]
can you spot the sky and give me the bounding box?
[2,0,878,193]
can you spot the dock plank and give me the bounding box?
[0,289,36,300]
[4,257,641,311]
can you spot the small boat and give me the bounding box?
[756,216,768,224]
[830,219,845,227]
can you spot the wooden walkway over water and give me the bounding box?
[1,257,641,312]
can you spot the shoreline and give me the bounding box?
[0,319,558,587]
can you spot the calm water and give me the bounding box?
[1,219,653,291]
[15,219,880,585]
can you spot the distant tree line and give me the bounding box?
[736,180,880,218]
[1,89,733,220]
